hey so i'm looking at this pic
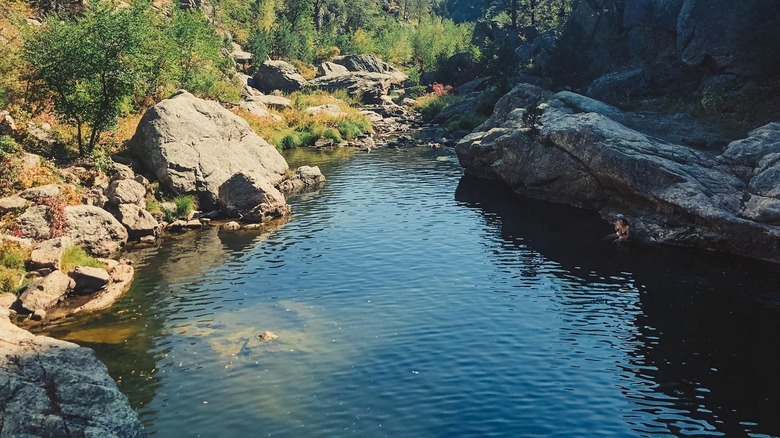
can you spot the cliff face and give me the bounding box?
[553,0,780,89]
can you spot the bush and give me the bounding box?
[0,135,21,158]
[337,119,370,140]
[414,93,458,121]
[0,241,29,271]
[174,195,197,218]
[0,266,22,295]
[60,245,103,273]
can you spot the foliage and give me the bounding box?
[522,103,546,133]
[414,93,459,121]
[0,136,21,158]
[0,239,31,294]
[60,245,103,273]
[0,241,29,271]
[37,196,68,238]
[166,8,231,95]
[24,0,154,156]
[446,113,488,133]
[482,0,570,29]
[174,195,198,218]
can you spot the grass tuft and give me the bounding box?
[60,245,103,273]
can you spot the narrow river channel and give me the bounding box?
[37,147,780,437]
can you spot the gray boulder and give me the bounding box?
[65,205,128,257]
[309,72,393,104]
[239,100,277,119]
[105,179,146,207]
[0,196,29,215]
[68,266,110,295]
[317,61,350,77]
[586,68,649,103]
[334,54,407,83]
[247,94,293,111]
[29,236,72,271]
[17,205,51,241]
[115,204,159,240]
[456,84,780,262]
[218,172,290,223]
[128,91,289,213]
[18,184,60,201]
[304,104,344,117]
[19,270,73,312]
[0,313,145,437]
[277,166,326,194]
[252,60,307,93]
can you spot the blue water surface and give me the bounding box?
[40,147,780,437]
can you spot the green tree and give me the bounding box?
[167,8,228,89]
[24,0,152,156]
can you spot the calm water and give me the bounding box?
[39,148,780,437]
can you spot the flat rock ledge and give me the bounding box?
[456,84,780,263]
[0,309,145,437]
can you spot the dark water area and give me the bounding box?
[37,148,780,437]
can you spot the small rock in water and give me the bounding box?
[223,221,241,231]
[259,331,278,341]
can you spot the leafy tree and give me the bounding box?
[167,8,228,89]
[24,0,152,156]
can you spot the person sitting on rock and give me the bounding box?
[614,214,630,241]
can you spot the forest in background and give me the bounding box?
[0,0,570,159]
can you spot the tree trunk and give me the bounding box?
[77,121,84,157]
[511,0,518,27]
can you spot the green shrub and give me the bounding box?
[415,94,458,121]
[174,195,197,218]
[0,135,20,158]
[0,241,29,271]
[280,133,301,150]
[162,207,177,223]
[0,266,22,295]
[60,245,103,273]
[337,119,370,140]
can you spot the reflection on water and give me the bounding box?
[33,148,780,437]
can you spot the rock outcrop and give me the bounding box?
[456,84,780,262]
[309,72,393,104]
[128,91,290,220]
[217,172,290,222]
[333,54,408,83]
[0,310,145,437]
[276,166,326,194]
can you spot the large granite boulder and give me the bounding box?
[128,91,289,215]
[65,205,128,257]
[456,84,780,262]
[252,60,307,93]
[0,313,145,437]
[676,0,769,74]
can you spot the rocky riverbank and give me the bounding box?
[456,84,780,263]
[0,300,145,437]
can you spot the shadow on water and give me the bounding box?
[455,174,780,437]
